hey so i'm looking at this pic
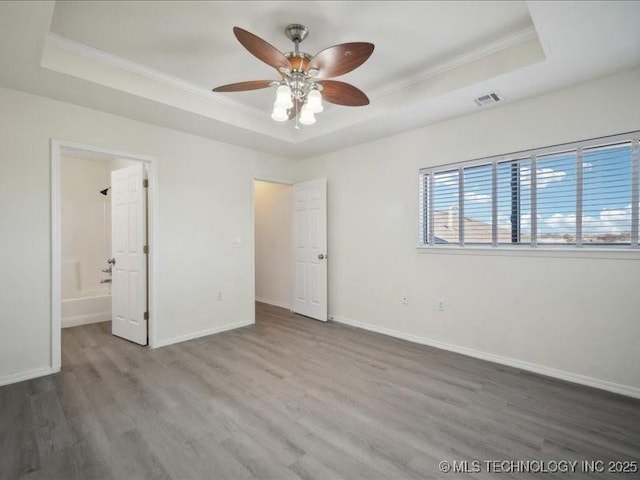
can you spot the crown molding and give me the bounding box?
[46,32,268,119]
[370,26,540,99]
[47,27,538,118]
[44,26,541,147]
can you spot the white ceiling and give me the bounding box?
[49,1,532,106]
[1,1,639,159]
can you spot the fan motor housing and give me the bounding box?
[285,24,309,44]
[285,52,311,73]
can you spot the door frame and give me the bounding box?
[50,139,159,371]
[250,176,293,323]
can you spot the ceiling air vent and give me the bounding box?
[474,92,502,107]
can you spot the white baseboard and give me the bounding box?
[255,297,291,310]
[331,315,640,400]
[62,312,111,328]
[154,319,254,348]
[0,366,58,387]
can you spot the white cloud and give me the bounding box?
[545,213,577,231]
[520,213,541,234]
[542,203,637,235]
[434,172,458,187]
[519,167,566,189]
[583,204,632,234]
[464,192,491,203]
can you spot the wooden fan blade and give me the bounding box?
[318,80,370,106]
[212,80,274,92]
[309,43,374,79]
[233,27,290,71]
[288,98,303,120]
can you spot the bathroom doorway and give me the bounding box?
[60,151,115,331]
[51,141,158,372]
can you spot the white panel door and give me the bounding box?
[292,178,327,321]
[111,164,147,345]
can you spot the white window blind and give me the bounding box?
[582,142,633,245]
[536,150,577,244]
[419,131,640,248]
[463,164,493,244]
[432,170,459,244]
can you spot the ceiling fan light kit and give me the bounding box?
[213,24,374,127]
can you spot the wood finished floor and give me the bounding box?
[1,303,639,480]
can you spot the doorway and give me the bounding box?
[253,177,328,322]
[253,180,293,310]
[51,140,158,372]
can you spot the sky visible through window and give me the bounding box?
[431,142,634,244]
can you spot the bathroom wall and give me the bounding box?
[61,155,111,297]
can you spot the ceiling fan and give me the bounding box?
[212,24,374,126]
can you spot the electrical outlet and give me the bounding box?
[438,300,445,311]
[401,295,409,305]
[217,291,223,301]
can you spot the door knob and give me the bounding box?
[108,258,116,265]
[318,253,327,260]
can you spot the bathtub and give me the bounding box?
[62,289,112,328]
[61,259,112,328]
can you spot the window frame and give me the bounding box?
[418,131,640,251]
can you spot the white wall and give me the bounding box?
[2,65,639,397]
[254,181,291,308]
[0,86,295,384]
[61,155,111,297]
[296,67,640,397]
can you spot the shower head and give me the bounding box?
[100,187,110,196]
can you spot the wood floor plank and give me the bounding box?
[0,382,40,479]
[2,302,640,480]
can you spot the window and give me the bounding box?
[419,132,639,248]
[496,158,531,244]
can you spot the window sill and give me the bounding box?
[416,244,640,260]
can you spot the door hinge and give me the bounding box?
[143,245,149,254]
[143,179,149,188]
[144,311,149,320]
